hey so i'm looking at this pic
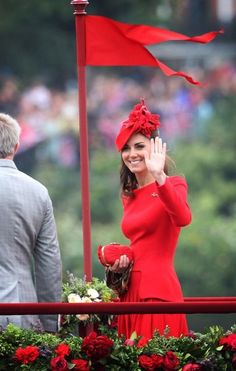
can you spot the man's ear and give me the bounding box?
[13,143,20,155]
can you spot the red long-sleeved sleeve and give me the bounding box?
[156,176,192,226]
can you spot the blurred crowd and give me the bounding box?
[0,59,235,170]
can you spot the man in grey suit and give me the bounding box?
[0,113,62,332]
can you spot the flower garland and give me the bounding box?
[0,323,236,370]
[0,276,235,370]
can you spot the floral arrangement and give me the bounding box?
[0,323,236,370]
[61,273,118,333]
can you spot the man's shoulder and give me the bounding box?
[0,159,49,197]
[18,170,48,193]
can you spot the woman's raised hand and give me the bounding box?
[144,137,167,185]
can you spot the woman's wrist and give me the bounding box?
[154,172,167,186]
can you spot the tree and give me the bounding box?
[0,0,75,86]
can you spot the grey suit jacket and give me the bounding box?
[0,159,62,331]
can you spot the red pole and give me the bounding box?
[71,0,92,281]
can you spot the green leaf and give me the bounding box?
[130,331,138,340]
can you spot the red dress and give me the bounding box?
[118,176,192,339]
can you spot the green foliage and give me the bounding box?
[170,96,236,331]
[0,0,165,85]
[173,97,236,300]
[90,150,121,223]
[89,0,160,24]
[0,323,61,370]
[0,0,75,86]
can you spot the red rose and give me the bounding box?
[220,334,236,351]
[163,351,180,370]
[229,335,236,350]
[71,358,90,371]
[232,353,236,368]
[182,363,204,371]
[219,336,228,348]
[187,331,197,340]
[15,345,40,364]
[81,331,114,361]
[108,315,118,329]
[138,355,156,371]
[137,336,149,348]
[55,343,70,357]
[50,356,69,371]
[151,354,163,367]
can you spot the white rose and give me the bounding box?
[75,296,92,321]
[87,288,99,299]
[68,293,81,303]
[81,296,92,303]
[76,313,90,321]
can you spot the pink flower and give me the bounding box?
[124,339,135,346]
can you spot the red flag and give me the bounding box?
[84,15,223,85]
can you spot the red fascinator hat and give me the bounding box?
[115,99,160,151]
[97,243,133,267]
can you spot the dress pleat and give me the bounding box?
[118,271,188,339]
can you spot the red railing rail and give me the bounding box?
[0,297,236,316]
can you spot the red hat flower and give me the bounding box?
[115,99,160,151]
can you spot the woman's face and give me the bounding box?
[121,133,151,174]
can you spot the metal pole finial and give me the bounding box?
[71,0,89,15]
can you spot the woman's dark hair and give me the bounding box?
[119,130,176,197]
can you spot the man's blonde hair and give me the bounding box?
[0,113,21,158]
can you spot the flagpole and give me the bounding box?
[71,0,92,282]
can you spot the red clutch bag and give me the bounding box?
[97,243,133,267]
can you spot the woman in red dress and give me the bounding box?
[110,99,192,340]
